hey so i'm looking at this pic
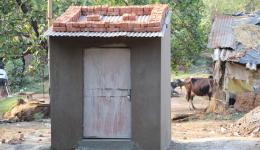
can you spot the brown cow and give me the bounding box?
[184,76,213,110]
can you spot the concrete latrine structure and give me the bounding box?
[45,4,171,150]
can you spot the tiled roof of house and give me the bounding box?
[52,4,169,33]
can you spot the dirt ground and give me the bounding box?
[0,120,51,149]
[0,93,51,149]
[171,87,259,141]
[1,91,260,149]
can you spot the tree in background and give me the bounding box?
[0,0,48,91]
[1,0,259,91]
[169,0,206,72]
[0,0,162,92]
[202,0,260,34]
[170,0,260,73]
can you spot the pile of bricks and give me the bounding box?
[122,13,137,21]
[86,14,101,21]
[52,6,81,31]
[81,5,154,16]
[52,4,169,32]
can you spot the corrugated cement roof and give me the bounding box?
[207,16,235,49]
[208,13,260,49]
[239,48,260,65]
[45,11,171,38]
[232,14,260,26]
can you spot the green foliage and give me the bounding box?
[203,0,260,17]
[33,112,45,120]
[169,0,207,72]
[170,0,260,72]
[0,0,48,92]
[5,59,25,92]
[0,0,163,92]
[0,97,19,116]
[202,0,260,30]
[172,72,209,80]
[1,0,259,91]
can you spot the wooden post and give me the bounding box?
[47,0,52,100]
[47,0,52,27]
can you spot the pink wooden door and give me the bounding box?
[83,48,131,138]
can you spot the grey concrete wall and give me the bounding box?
[160,23,171,150]
[49,36,171,150]
[131,38,162,150]
[49,38,84,150]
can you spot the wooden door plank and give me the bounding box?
[85,89,130,97]
[84,96,131,138]
[84,48,130,90]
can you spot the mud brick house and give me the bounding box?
[45,4,171,150]
[208,12,260,111]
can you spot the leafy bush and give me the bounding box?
[170,0,208,72]
[33,112,45,120]
[5,59,25,92]
[0,97,20,117]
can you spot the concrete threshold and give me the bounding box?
[76,139,141,150]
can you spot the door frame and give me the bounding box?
[83,47,132,139]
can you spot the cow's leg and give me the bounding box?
[208,93,212,101]
[203,93,212,111]
[188,94,196,110]
[190,96,196,110]
[186,93,189,102]
[188,100,193,110]
[186,91,193,110]
[188,101,193,110]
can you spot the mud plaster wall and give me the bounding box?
[224,63,260,94]
[223,62,260,111]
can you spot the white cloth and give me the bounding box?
[0,69,8,80]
